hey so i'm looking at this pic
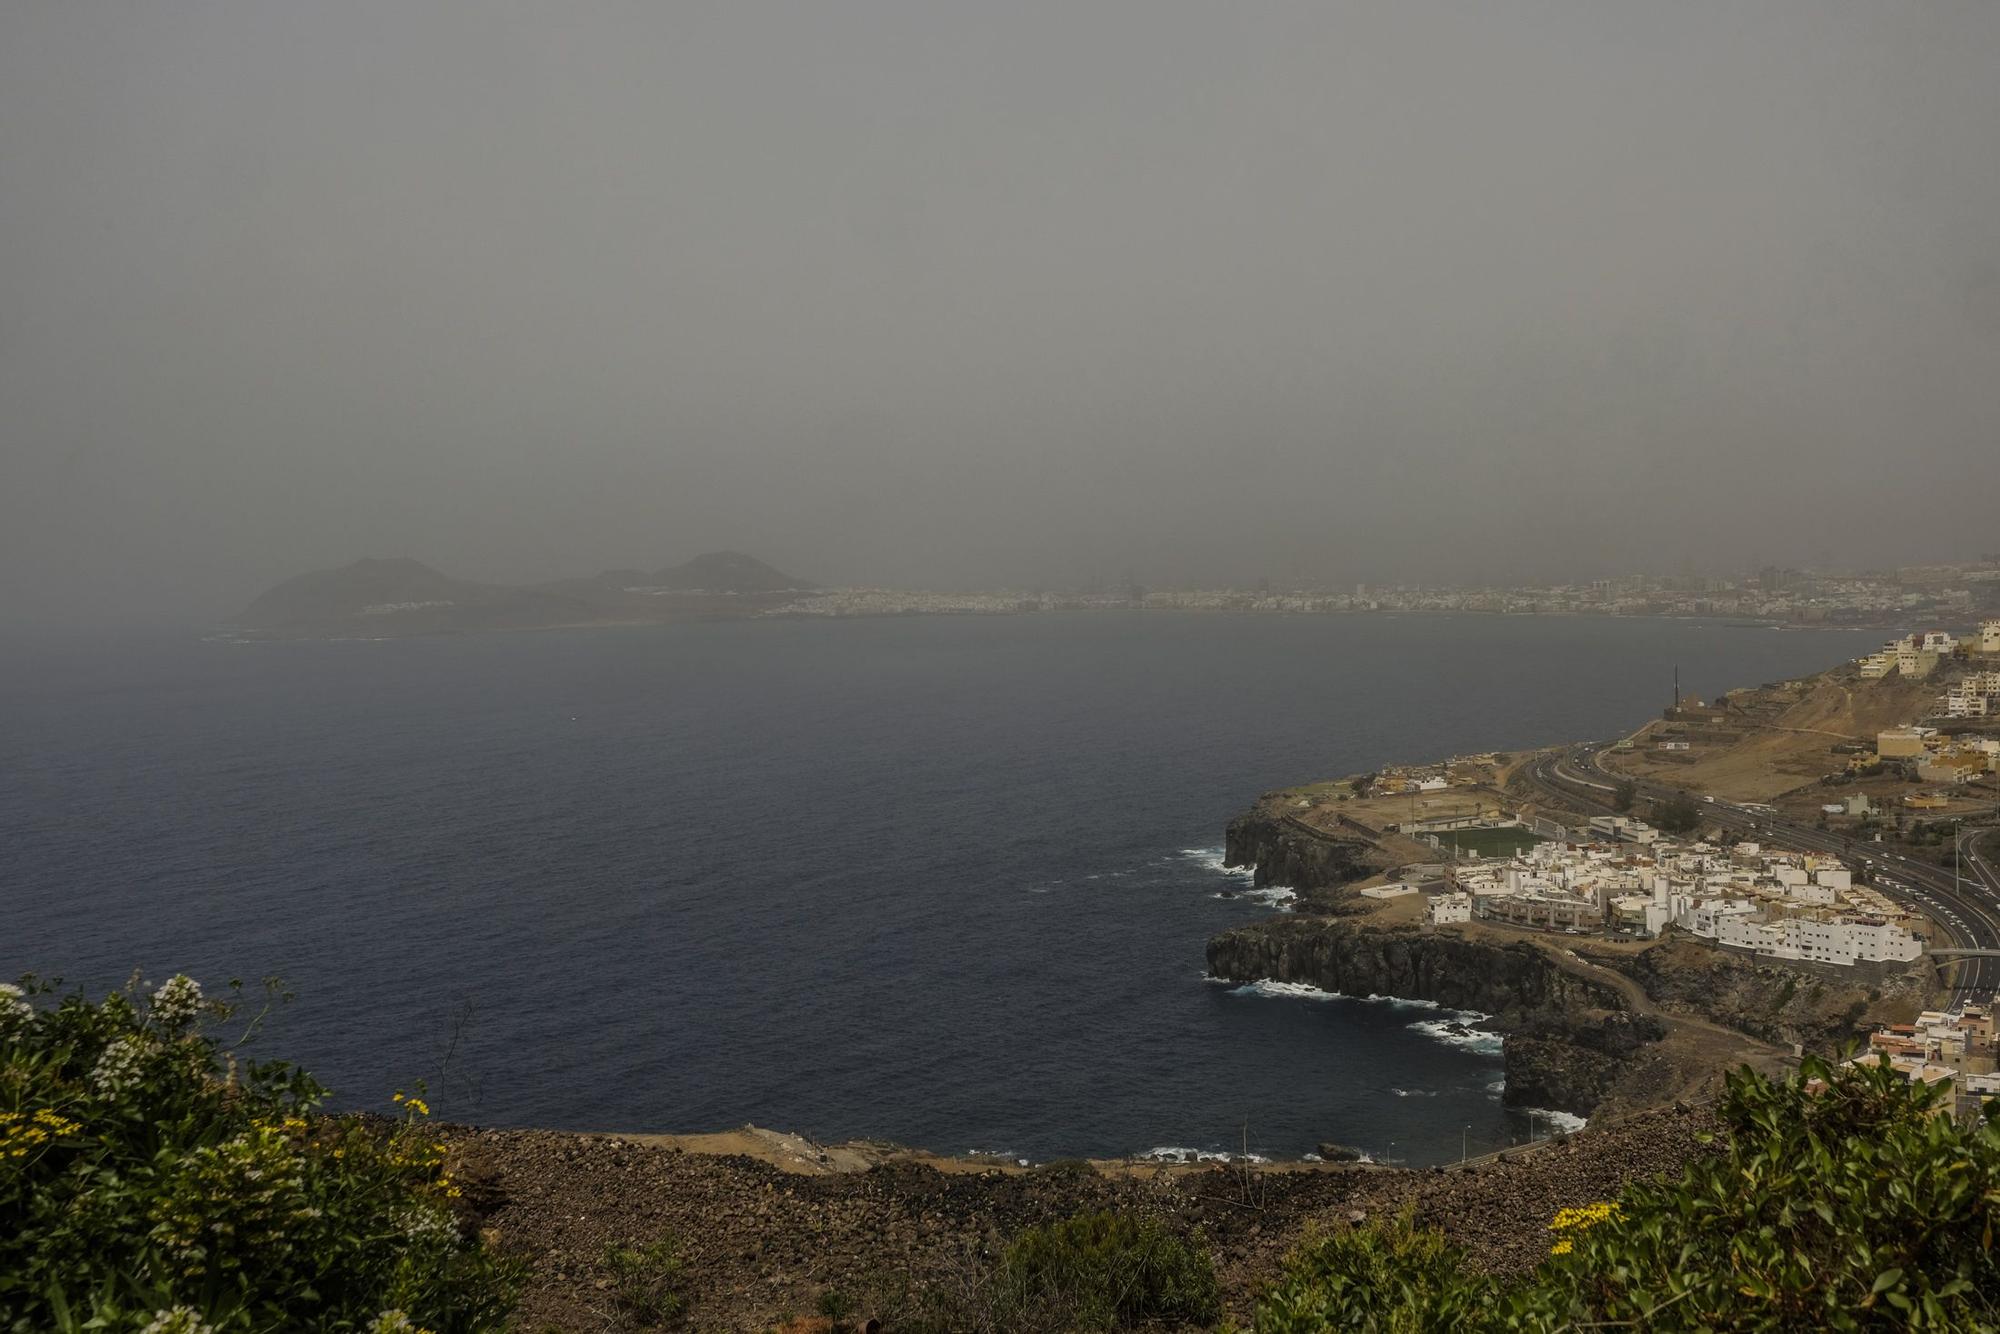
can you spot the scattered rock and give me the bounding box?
[450,1104,1720,1330]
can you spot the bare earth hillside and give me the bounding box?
[1599,667,1940,802]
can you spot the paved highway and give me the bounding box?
[1521,744,2000,1009]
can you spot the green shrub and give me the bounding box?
[1252,1212,1495,1334]
[1250,1057,2000,1331]
[993,1210,1220,1331]
[0,975,520,1333]
[872,1210,1219,1333]
[601,1236,687,1327]
[1653,794,1703,835]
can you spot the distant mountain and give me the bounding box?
[647,551,813,594]
[235,558,488,628]
[230,553,814,638]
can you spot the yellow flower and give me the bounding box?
[1548,1201,1621,1254]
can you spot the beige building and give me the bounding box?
[1917,753,1985,785]
[1877,727,1935,760]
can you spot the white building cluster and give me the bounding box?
[1429,837,1925,967]
[1940,670,2000,719]
[1838,1007,2000,1122]
[1857,629,1960,680]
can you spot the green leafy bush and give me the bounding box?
[1252,1211,1496,1334]
[1253,1057,2000,1331]
[1653,794,1703,835]
[0,975,519,1333]
[993,1209,1220,1331]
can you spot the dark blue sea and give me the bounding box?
[1,613,1879,1165]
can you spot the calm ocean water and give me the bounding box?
[1,613,1878,1165]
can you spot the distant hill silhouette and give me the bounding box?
[236,558,489,627]
[232,552,814,637]
[649,551,813,593]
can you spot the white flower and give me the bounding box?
[149,974,205,1029]
[0,983,31,1032]
[139,1307,214,1334]
[89,1035,150,1097]
[367,1311,421,1334]
[390,1203,460,1247]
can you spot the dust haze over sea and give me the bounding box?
[2,613,1878,1164]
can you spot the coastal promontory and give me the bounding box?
[229,551,814,638]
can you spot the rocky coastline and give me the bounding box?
[1202,753,1928,1127]
[1205,915,1663,1118]
[1222,807,1402,906]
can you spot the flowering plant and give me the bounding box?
[0,975,518,1332]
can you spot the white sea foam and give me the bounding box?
[1406,1017,1504,1056]
[1226,979,1341,1002]
[1181,846,1261,883]
[1213,979,1492,1032]
[1363,993,1444,1012]
[1139,1146,1270,1165]
[1526,1107,1589,1133]
[1486,1077,1507,1096]
[1209,888,1297,914]
[1389,1087,1439,1098]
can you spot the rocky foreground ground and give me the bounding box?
[445,1103,1718,1331]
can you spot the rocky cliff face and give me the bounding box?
[1206,917,1649,1116]
[1223,810,1382,897]
[1206,917,1627,1018]
[1594,935,1926,1053]
[1501,1013,1668,1113]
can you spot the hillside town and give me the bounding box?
[1839,1006,2000,1123]
[1846,620,2000,808]
[1424,834,1926,968]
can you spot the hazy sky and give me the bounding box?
[4,2,1998,623]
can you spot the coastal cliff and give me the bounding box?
[1206,917,1626,1020]
[1206,917,1661,1116]
[229,551,813,639]
[1223,809,1384,898]
[1589,935,1928,1054]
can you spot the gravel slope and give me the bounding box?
[446,1103,1718,1331]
